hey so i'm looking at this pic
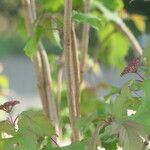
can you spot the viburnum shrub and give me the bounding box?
[0,56,149,150]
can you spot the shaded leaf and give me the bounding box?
[76,112,98,133]
[132,80,150,133]
[113,81,132,120]
[61,141,88,150]
[0,120,15,135]
[18,110,54,137]
[118,120,146,150]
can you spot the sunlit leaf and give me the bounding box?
[36,0,63,12]
[97,0,124,11]
[72,10,102,30]
[0,76,9,89]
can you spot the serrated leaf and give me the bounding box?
[24,25,45,59]
[0,120,15,135]
[18,110,54,137]
[72,10,102,30]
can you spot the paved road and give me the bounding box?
[0,55,140,114]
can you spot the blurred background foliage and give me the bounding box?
[0,0,149,64]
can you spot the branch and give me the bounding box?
[114,20,143,57]
[22,0,50,118]
[64,0,80,141]
[22,0,60,142]
[80,0,91,82]
[88,118,113,150]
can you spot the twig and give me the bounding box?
[88,118,113,150]
[71,23,81,118]
[50,137,60,148]
[136,72,145,81]
[8,112,14,125]
[115,20,143,57]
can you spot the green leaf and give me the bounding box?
[92,1,122,24]
[18,110,54,137]
[103,120,146,150]
[36,13,63,48]
[76,112,98,133]
[72,10,102,30]
[24,25,45,59]
[36,0,63,12]
[97,23,129,68]
[118,120,146,150]
[80,89,99,115]
[130,80,143,91]
[3,134,37,150]
[104,86,120,100]
[131,80,150,133]
[112,82,132,120]
[98,0,124,11]
[102,140,117,150]
[0,120,15,135]
[50,21,62,49]
[61,141,88,150]
[108,33,129,69]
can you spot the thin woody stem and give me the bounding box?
[64,0,80,141]
[80,0,91,82]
